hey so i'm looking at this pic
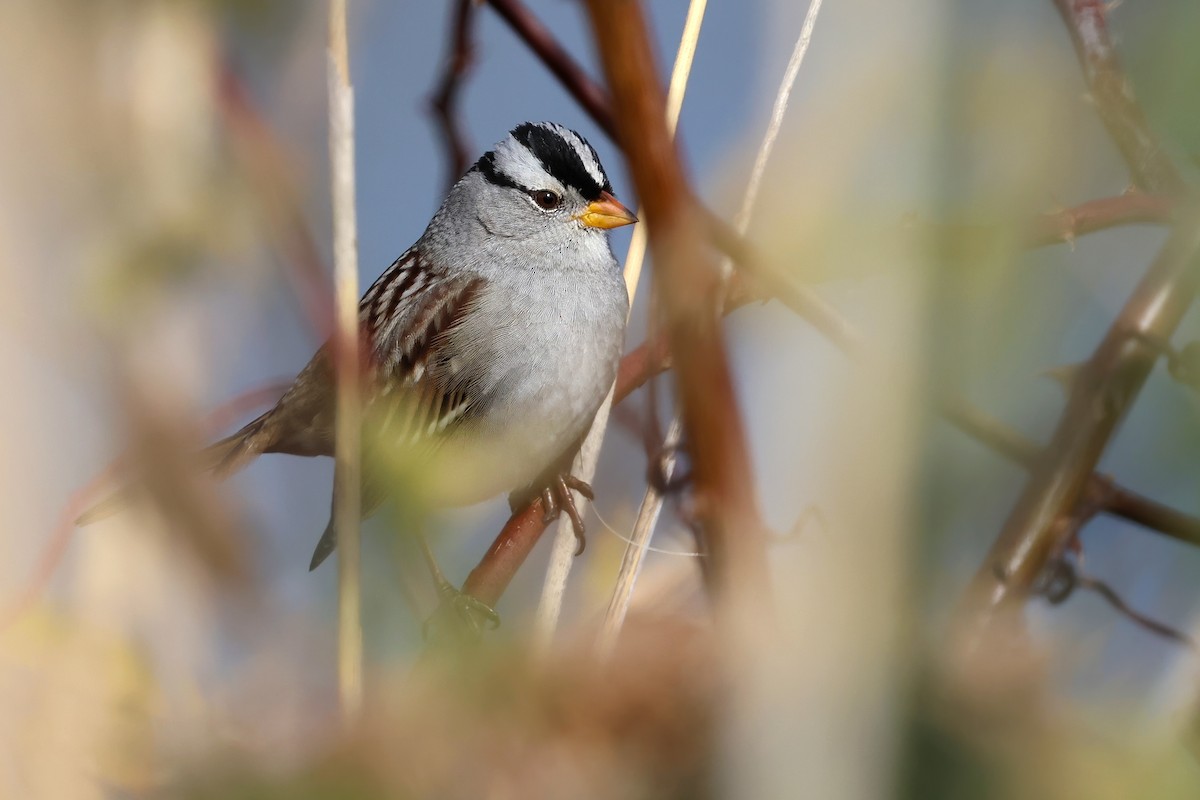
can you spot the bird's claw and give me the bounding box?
[540,474,593,555]
[422,580,500,645]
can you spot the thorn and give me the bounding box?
[1167,341,1200,389]
[1040,361,1085,394]
[775,505,828,543]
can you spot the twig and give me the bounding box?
[533,0,708,654]
[597,418,681,659]
[734,0,824,231]
[429,0,478,190]
[585,0,768,614]
[328,0,363,723]
[961,209,1200,627]
[958,0,1195,634]
[1039,559,1195,649]
[1026,192,1175,247]
[486,0,616,140]
[1051,0,1184,194]
[941,398,1200,549]
[599,0,825,655]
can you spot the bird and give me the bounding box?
[78,121,637,580]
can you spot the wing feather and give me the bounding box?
[360,248,487,450]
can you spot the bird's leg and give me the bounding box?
[418,531,499,643]
[540,474,595,556]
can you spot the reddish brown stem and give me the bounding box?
[1026,192,1175,246]
[462,500,548,606]
[585,0,768,609]
[429,0,478,189]
[486,0,616,141]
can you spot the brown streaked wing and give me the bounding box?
[362,250,487,450]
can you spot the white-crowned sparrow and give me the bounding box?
[80,122,636,572]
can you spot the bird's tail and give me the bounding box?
[74,410,277,526]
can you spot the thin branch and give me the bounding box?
[961,210,1200,625]
[941,398,1200,549]
[328,0,363,723]
[1026,191,1175,247]
[734,0,824,231]
[486,0,616,140]
[600,0,825,654]
[585,0,769,613]
[958,0,1195,632]
[1040,559,1195,649]
[429,0,478,190]
[1051,0,1184,194]
[533,0,709,653]
[597,418,681,659]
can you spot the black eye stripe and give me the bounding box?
[474,150,524,192]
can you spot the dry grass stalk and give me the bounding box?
[327,0,363,722]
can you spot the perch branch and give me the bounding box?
[1051,0,1184,194]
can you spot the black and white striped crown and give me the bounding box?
[474,122,612,202]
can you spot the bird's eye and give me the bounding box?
[529,190,561,211]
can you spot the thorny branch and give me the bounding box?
[1025,192,1175,247]
[959,0,1197,631]
[1051,0,1184,195]
[941,399,1200,549]
[454,195,1188,623]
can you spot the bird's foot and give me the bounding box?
[422,578,500,645]
[540,474,595,556]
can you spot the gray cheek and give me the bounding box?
[474,208,520,240]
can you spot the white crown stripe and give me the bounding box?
[547,123,606,189]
